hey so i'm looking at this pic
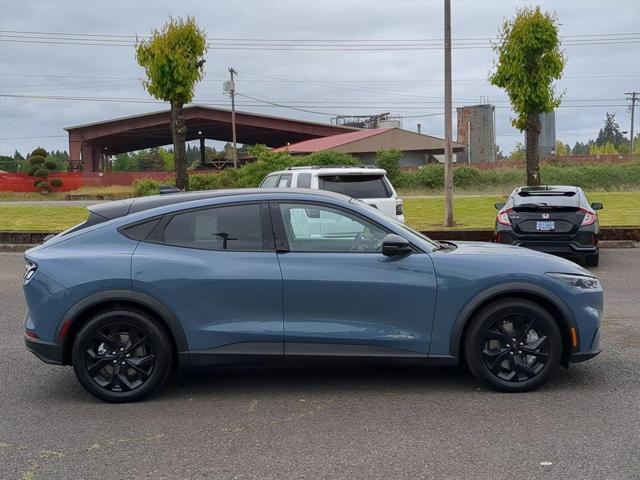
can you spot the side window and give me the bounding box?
[296,173,312,188]
[279,203,387,253]
[278,174,292,188]
[260,175,279,188]
[159,204,264,251]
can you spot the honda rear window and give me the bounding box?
[319,175,391,199]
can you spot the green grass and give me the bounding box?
[0,192,638,232]
[0,205,87,232]
[0,185,135,201]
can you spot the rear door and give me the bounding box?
[317,174,397,218]
[131,202,283,357]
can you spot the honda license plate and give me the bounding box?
[536,220,555,231]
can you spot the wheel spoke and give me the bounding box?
[96,330,115,347]
[125,335,148,354]
[486,350,510,373]
[524,335,548,351]
[126,354,155,374]
[87,357,114,375]
[514,356,537,378]
[486,329,509,342]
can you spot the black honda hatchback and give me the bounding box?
[494,185,603,266]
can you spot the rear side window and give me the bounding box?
[120,218,160,241]
[319,175,391,198]
[296,173,312,188]
[260,175,279,188]
[158,204,264,251]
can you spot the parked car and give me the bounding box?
[495,185,602,266]
[24,189,602,402]
[259,166,404,222]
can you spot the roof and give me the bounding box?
[273,128,394,153]
[273,127,466,154]
[89,188,351,220]
[65,104,358,133]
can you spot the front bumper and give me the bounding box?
[25,335,64,365]
[570,350,602,363]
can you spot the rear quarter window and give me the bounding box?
[318,175,391,199]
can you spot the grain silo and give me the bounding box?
[456,104,496,163]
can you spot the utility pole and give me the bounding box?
[625,92,638,153]
[229,68,238,168]
[443,0,454,227]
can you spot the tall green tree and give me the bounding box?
[596,113,627,149]
[490,7,565,185]
[136,16,207,190]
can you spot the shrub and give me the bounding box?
[32,168,50,178]
[44,160,58,170]
[36,181,51,192]
[375,150,402,184]
[31,147,47,158]
[133,178,160,196]
[29,155,46,166]
[50,178,63,187]
[453,166,482,189]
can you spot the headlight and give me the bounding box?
[547,272,600,289]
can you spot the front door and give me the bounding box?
[272,202,437,357]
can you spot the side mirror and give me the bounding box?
[495,202,505,210]
[381,234,413,257]
[591,202,603,211]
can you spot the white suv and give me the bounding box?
[259,166,404,222]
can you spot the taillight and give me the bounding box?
[396,201,404,216]
[497,208,512,226]
[24,261,37,281]
[580,208,596,226]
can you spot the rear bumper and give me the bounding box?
[25,335,64,365]
[496,231,597,255]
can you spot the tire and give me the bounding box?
[72,309,172,403]
[464,298,562,392]
[585,253,599,267]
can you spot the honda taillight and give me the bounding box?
[497,209,512,226]
[580,208,596,226]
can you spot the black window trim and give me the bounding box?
[117,215,163,241]
[268,200,423,254]
[142,201,275,253]
[277,174,293,188]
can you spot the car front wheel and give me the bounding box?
[464,299,562,392]
[71,309,172,403]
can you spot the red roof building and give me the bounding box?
[274,127,466,167]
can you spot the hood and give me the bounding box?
[438,241,592,276]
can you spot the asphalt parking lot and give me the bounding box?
[1,250,639,480]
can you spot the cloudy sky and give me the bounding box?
[0,0,639,157]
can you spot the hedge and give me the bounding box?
[394,161,640,191]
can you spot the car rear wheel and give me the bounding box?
[71,309,172,403]
[585,253,599,267]
[464,299,562,392]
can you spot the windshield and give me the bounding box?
[319,175,392,198]
[354,200,440,248]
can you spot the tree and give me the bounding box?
[572,141,589,155]
[589,142,618,155]
[555,140,571,155]
[136,16,207,190]
[375,149,402,184]
[510,142,526,160]
[490,7,565,185]
[596,113,627,149]
[26,147,62,192]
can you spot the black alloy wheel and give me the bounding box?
[464,299,562,392]
[72,309,172,402]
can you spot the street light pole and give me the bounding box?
[229,68,238,168]
[443,0,454,227]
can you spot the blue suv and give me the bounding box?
[23,189,602,402]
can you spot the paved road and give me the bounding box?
[1,251,639,480]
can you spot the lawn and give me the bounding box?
[0,192,638,232]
